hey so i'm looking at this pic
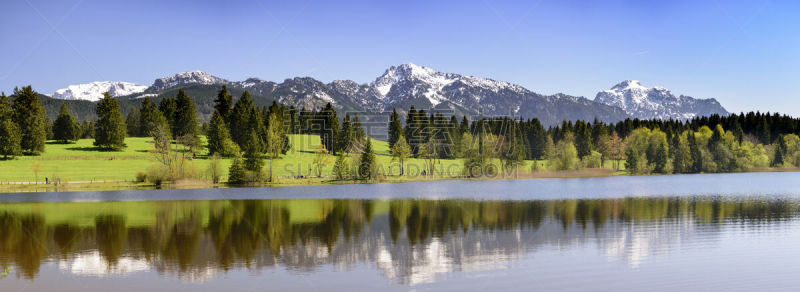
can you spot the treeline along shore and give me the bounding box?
[1,85,799,191]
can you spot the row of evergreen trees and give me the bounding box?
[379,107,800,175]
[0,86,129,158]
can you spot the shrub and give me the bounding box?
[206,154,222,184]
[146,164,169,187]
[582,151,603,168]
[135,171,147,183]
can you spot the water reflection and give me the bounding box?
[0,197,798,284]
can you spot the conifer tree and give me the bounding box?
[625,147,640,173]
[12,86,47,154]
[388,109,403,149]
[773,135,787,167]
[528,119,547,159]
[138,97,163,136]
[575,121,592,158]
[340,113,352,152]
[94,93,127,150]
[359,139,377,180]
[654,142,668,173]
[353,114,366,142]
[0,119,21,159]
[214,85,234,121]
[173,89,201,144]
[53,104,81,143]
[229,91,257,147]
[319,103,339,154]
[758,116,771,144]
[459,115,470,135]
[227,154,247,184]
[207,109,236,156]
[243,129,264,180]
[0,93,21,159]
[125,108,140,137]
[158,97,177,134]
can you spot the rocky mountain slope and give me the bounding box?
[44,65,729,125]
[594,80,728,120]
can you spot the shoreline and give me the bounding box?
[2,167,798,194]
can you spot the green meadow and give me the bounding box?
[0,135,466,183]
[0,134,625,188]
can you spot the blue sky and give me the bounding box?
[1,0,798,115]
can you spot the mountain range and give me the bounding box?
[42,63,728,125]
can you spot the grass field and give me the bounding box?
[0,134,625,186]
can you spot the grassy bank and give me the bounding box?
[0,134,632,193]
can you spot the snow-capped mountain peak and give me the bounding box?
[368,63,529,107]
[147,71,228,92]
[595,80,728,120]
[610,80,647,91]
[51,81,147,101]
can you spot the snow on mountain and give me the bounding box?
[367,63,529,108]
[47,66,732,126]
[594,80,728,120]
[51,81,147,101]
[146,71,228,92]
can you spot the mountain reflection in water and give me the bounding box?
[0,197,798,285]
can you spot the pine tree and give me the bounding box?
[758,116,771,144]
[53,104,81,143]
[339,113,352,152]
[173,89,200,144]
[654,142,668,173]
[625,147,640,173]
[125,108,140,137]
[359,139,377,180]
[352,114,366,142]
[207,109,236,156]
[227,154,247,184]
[243,129,264,180]
[0,93,22,159]
[229,91,256,147]
[528,119,547,159]
[214,85,234,121]
[138,97,163,136]
[388,109,403,150]
[319,103,339,154]
[94,93,127,150]
[459,115,470,134]
[0,119,21,159]
[158,97,177,134]
[12,86,47,154]
[773,135,787,167]
[575,121,592,158]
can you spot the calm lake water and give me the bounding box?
[2,172,800,291]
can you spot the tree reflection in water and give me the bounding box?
[0,197,797,282]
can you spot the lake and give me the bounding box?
[2,172,800,291]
